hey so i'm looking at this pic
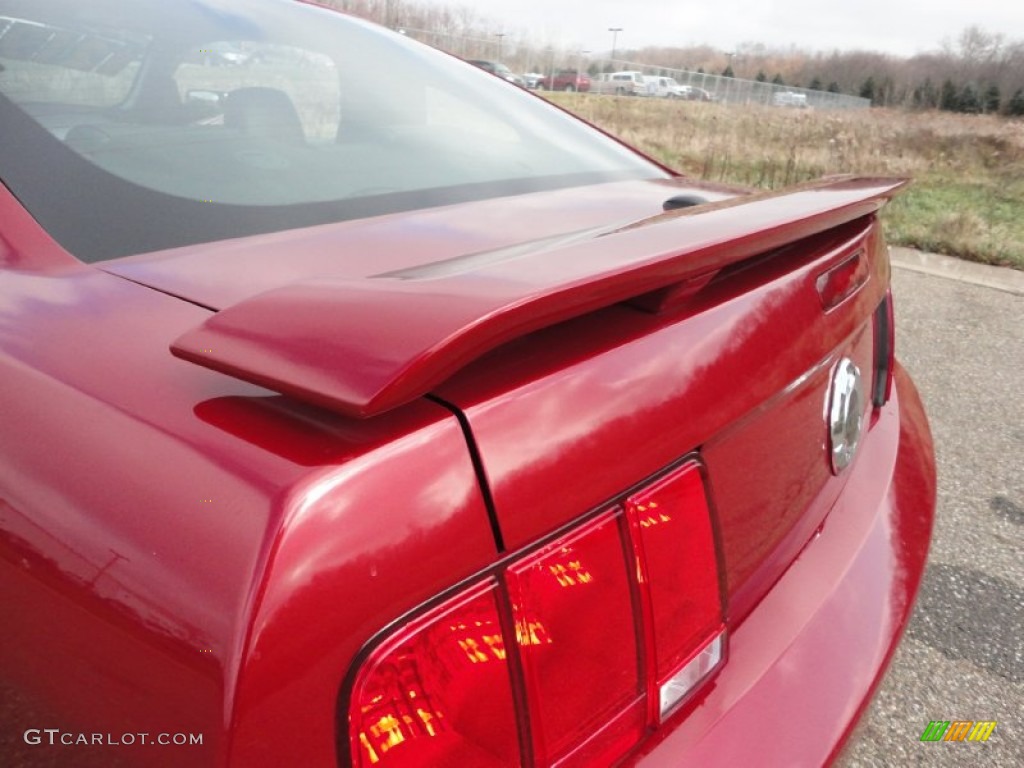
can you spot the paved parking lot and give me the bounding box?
[840,256,1023,766]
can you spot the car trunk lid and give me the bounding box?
[131,176,903,419]
[112,174,905,617]
[422,185,899,621]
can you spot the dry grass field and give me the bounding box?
[548,94,1024,270]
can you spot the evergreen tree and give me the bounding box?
[755,70,767,82]
[809,77,823,91]
[939,79,959,111]
[721,64,734,78]
[1007,89,1024,117]
[983,84,1001,113]
[827,81,840,93]
[859,76,876,104]
[959,83,981,113]
[771,73,785,85]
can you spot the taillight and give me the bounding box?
[624,465,725,722]
[507,512,643,767]
[344,460,725,767]
[872,290,895,407]
[348,581,521,767]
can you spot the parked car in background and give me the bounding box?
[1,1,935,767]
[536,69,591,92]
[593,70,648,96]
[685,85,715,101]
[644,75,689,98]
[523,71,544,89]
[773,90,809,108]
[466,59,526,87]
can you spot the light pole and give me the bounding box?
[608,27,622,69]
[723,52,737,104]
[495,32,505,60]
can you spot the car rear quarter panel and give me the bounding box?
[0,266,279,765]
[224,415,499,767]
[0,242,497,766]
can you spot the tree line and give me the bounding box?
[622,27,1024,116]
[322,2,1024,116]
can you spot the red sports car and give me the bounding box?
[0,1,935,766]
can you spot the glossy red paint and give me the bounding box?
[627,365,935,766]
[1,169,934,767]
[0,219,497,765]
[100,178,738,309]
[2,5,935,764]
[0,181,77,271]
[433,216,887,553]
[169,177,905,419]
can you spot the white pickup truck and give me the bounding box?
[593,70,648,96]
[643,75,689,98]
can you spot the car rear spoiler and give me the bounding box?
[171,176,908,418]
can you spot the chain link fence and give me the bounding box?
[611,59,870,110]
[399,27,869,110]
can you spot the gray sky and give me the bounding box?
[412,0,1022,57]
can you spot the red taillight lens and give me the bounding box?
[625,463,725,721]
[506,511,644,766]
[346,460,726,767]
[348,580,520,767]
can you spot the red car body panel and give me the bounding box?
[164,178,904,419]
[1,166,933,765]
[0,4,935,766]
[630,366,935,765]
[431,216,884,560]
[100,178,737,309]
[0,186,498,765]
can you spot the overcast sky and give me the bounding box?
[412,0,1022,58]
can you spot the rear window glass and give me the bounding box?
[173,42,340,143]
[0,0,666,262]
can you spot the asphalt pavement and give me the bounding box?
[839,252,1023,766]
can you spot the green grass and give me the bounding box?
[547,93,1024,270]
[884,177,1024,268]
